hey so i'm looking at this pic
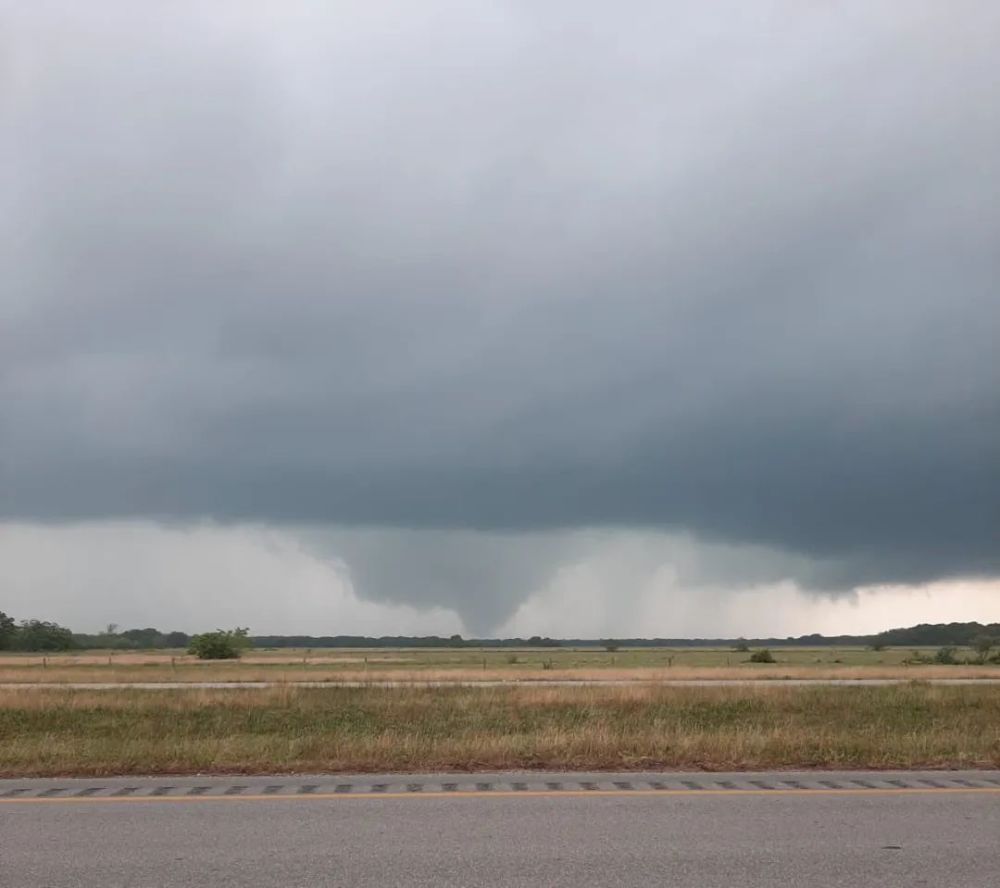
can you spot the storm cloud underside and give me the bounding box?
[2,3,998,631]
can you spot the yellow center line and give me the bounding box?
[2,787,999,805]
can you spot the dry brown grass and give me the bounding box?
[1,663,998,684]
[1,683,998,777]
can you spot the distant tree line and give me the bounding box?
[0,611,191,652]
[249,633,564,649]
[868,622,1000,648]
[2,610,999,652]
[249,624,998,650]
[73,626,192,650]
[0,612,77,652]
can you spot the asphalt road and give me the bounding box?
[3,771,999,887]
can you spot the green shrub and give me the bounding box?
[749,648,775,663]
[934,646,958,665]
[188,628,250,660]
[972,635,996,664]
[904,649,931,665]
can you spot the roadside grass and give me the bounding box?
[0,684,997,777]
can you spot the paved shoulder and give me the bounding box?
[2,769,1000,802]
[3,771,1000,887]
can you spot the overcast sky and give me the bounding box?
[3,2,998,635]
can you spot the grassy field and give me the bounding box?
[0,683,998,777]
[1,645,996,683]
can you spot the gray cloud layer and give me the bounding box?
[3,3,999,610]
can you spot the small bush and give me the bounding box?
[972,635,996,664]
[188,628,250,660]
[903,649,931,665]
[934,646,958,665]
[733,639,750,653]
[749,648,775,663]
[506,654,519,665]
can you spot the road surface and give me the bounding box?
[2,771,999,887]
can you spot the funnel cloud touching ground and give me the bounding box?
[2,3,999,633]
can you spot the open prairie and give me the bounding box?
[0,645,997,684]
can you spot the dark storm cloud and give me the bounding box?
[3,3,999,596]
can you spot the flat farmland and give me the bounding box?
[0,645,997,684]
